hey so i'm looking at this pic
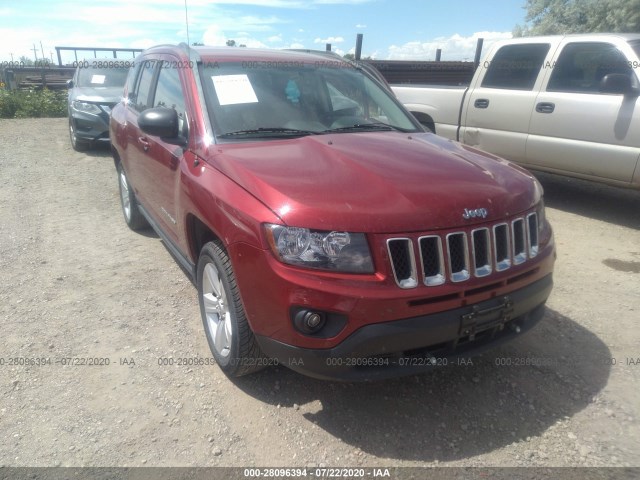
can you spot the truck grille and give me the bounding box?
[387,213,539,289]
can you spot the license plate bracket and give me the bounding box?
[458,296,514,341]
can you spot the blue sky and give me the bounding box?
[0,0,527,64]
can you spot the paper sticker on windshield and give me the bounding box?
[91,75,106,84]
[212,74,258,106]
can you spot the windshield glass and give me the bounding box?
[200,61,419,138]
[77,67,129,88]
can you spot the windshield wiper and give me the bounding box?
[322,122,407,134]
[218,127,319,138]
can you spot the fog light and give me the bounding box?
[294,310,326,334]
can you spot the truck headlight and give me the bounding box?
[265,224,374,273]
[72,100,101,114]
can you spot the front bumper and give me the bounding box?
[69,109,111,143]
[255,274,552,381]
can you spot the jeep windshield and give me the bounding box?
[200,60,421,140]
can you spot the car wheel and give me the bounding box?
[69,119,91,151]
[198,241,266,377]
[116,163,148,230]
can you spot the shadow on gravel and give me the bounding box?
[533,171,640,230]
[82,142,112,158]
[232,308,611,462]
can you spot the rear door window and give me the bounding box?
[482,44,550,90]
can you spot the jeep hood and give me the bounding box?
[213,132,541,233]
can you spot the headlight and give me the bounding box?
[265,224,374,273]
[72,100,101,114]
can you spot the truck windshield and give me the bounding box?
[200,61,420,139]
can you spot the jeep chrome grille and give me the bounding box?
[387,213,539,288]
[387,238,418,289]
[418,236,445,286]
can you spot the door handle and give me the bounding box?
[474,99,489,109]
[138,136,150,152]
[536,102,555,114]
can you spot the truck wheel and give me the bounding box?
[197,241,266,377]
[69,119,90,151]
[116,163,148,230]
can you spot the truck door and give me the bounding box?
[462,43,551,164]
[526,40,640,183]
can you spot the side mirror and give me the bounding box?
[138,107,187,146]
[599,73,640,96]
[66,79,74,89]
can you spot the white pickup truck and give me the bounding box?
[392,34,640,189]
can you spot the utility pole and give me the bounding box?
[355,33,363,60]
[31,44,38,62]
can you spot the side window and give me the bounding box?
[153,62,188,136]
[132,61,157,113]
[481,44,550,90]
[547,42,633,94]
[125,61,142,103]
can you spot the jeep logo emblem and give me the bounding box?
[463,208,488,220]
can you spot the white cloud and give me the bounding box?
[202,25,228,46]
[235,37,269,48]
[387,31,512,61]
[314,0,373,4]
[355,24,367,29]
[210,15,286,32]
[197,0,375,6]
[314,36,344,44]
[267,34,283,43]
[287,42,305,49]
[129,39,158,50]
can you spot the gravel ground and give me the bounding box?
[0,118,639,476]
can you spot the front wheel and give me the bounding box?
[116,163,148,231]
[69,119,91,151]
[197,241,266,377]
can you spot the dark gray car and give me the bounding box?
[67,62,129,151]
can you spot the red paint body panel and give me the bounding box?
[212,132,540,232]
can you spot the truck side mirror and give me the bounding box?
[599,73,640,96]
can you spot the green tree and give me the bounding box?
[343,53,372,61]
[226,39,236,47]
[514,0,640,36]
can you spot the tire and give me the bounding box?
[69,118,91,152]
[197,241,266,377]
[116,163,148,231]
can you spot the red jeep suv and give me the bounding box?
[109,44,555,381]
